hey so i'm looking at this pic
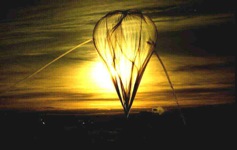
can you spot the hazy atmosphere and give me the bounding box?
[0,0,235,112]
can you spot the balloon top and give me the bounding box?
[103,9,143,17]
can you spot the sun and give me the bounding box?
[62,59,116,95]
[90,61,115,92]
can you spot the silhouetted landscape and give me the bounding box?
[0,103,235,149]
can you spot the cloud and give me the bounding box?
[174,60,235,72]
[154,13,235,33]
[0,91,96,103]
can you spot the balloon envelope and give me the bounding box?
[93,10,157,117]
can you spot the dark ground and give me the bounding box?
[0,103,236,149]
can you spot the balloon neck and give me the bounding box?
[125,110,130,119]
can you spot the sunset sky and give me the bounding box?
[0,0,235,112]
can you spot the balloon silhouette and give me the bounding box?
[93,10,157,117]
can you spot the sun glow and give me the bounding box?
[62,60,116,95]
[90,61,115,92]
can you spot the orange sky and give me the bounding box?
[0,0,235,112]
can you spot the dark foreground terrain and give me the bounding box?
[0,104,235,149]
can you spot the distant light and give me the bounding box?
[152,106,165,115]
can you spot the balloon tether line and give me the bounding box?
[0,39,92,95]
[154,51,186,125]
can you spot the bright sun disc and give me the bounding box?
[91,61,114,92]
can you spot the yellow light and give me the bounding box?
[90,61,114,92]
